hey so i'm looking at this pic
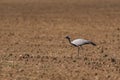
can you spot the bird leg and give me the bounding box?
[78,47,80,57]
[77,46,83,57]
[80,46,83,50]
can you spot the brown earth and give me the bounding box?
[0,0,120,80]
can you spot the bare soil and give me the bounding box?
[0,0,120,80]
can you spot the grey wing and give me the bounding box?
[71,39,89,46]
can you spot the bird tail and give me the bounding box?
[90,42,96,46]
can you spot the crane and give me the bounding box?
[65,36,96,56]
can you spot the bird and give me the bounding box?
[65,36,96,56]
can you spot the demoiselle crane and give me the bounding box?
[65,36,96,56]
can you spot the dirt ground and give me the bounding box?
[0,0,120,80]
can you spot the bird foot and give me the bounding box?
[75,55,81,59]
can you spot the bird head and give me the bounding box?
[65,36,70,39]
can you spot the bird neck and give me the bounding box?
[67,38,71,44]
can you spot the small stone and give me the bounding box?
[18,69,24,72]
[84,57,88,60]
[111,58,116,63]
[95,73,98,76]
[73,60,76,62]
[117,28,120,31]
[103,54,108,57]
[9,53,13,56]
[106,75,111,78]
